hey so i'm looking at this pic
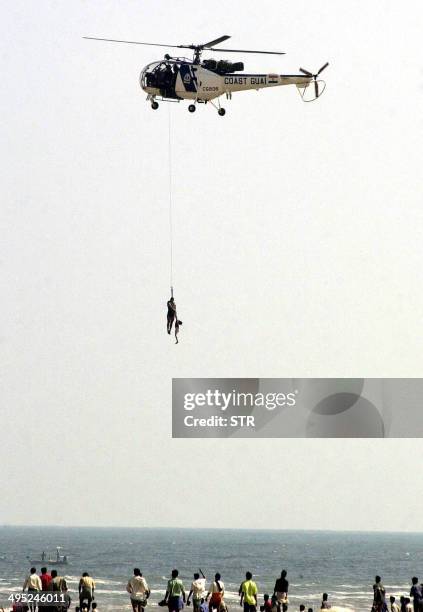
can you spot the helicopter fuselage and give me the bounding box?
[140,58,312,103]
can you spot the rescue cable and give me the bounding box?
[168,104,174,297]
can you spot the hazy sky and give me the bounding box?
[1,0,423,531]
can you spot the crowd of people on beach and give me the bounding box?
[5,567,423,612]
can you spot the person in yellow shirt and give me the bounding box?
[240,572,258,612]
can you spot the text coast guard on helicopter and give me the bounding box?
[84,35,329,115]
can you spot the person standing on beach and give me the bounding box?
[40,567,52,591]
[273,571,289,612]
[79,572,95,611]
[206,574,225,612]
[373,576,386,612]
[240,572,258,612]
[127,568,150,612]
[320,593,331,609]
[50,569,69,612]
[51,569,67,592]
[390,596,401,612]
[410,578,423,612]
[38,567,52,612]
[165,569,186,612]
[23,567,42,611]
[187,571,206,612]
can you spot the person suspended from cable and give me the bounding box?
[175,319,182,344]
[167,294,176,334]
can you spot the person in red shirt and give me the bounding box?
[40,567,52,590]
[262,594,272,612]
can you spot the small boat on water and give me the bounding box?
[27,547,68,566]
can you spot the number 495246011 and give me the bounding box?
[9,591,66,605]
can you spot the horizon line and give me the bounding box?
[1,525,422,535]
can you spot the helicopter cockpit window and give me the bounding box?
[142,61,180,99]
[141,62,161,88]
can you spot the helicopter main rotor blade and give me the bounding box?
[317,61,329,75]
[207,47,285,55]
[202,35,231,48]
[83,36,186,49]
[299,67,313,77]
[83,36,287,56]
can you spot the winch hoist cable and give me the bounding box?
[168,104,174,300]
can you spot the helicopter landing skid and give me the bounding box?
[146,93,226,115]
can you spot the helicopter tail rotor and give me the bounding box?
[299,62,329,100]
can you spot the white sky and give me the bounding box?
[1,0,423,530]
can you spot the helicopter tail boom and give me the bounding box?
[221,73,312,95]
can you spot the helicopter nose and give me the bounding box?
[140,67,149,89]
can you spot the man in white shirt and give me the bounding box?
[23,568,42,612]
[127,568,150,612]
[188,571,206,612]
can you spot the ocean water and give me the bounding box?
[0,528,421,611]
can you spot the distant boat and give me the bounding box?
[27,547,68,566]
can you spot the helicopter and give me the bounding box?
[83,35,329,115]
